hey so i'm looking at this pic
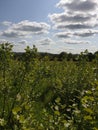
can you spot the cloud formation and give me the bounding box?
[74,30,98,37]
[56,0,98,12]
[12,20,50,34]
[0,21,12,26]
[1,30,27,38]
[54,23,95,30]
[49,13,95,23]
[55,32,72,38]
[34,38,55,46]
[64,39,89,44]
[56,30,98,38]
[49,0,98,39]
[0,20,50,38]
[18,40,28,45]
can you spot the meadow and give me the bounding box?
[0,43,98,130]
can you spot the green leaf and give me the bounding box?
[0,118,6,126]
[84,108,93,114]
[54,111,60,116]
[12,107,21,115]
[54,105,59,111]
[19,115,25,124]
[55,97,61,103]
[84,115,92,120]
[64,122,70,128]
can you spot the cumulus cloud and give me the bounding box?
[64,39,89,44]
[49,0,98,39]
[18,40,28,45]
[12,20,50,34]
[54,23,95,30]
[35,38,55,46]
[0,20,50,38]
[1,30,27,38]
[0,21,12,26]
[56,0,98,13]
[49,13,95,23]
[55,32,72,38]
[55,29,98,38]
[74,30,98,37]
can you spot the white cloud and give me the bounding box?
[74,30,98,37]
[54,23,95,30]
[49,13,95,24]
[55,31,72,38]
[0,20,50,38]
[0,21,12,26]
[55,29,98,38]
[34,38,55,46]
[64,39,89,44]
[18,40,28,45]
[56,0,98,13]
[1,30,27,38]
[49,12,98,30]
[12,20,50,34]
[49,0,98,39]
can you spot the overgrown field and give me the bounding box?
[0,43,98,130]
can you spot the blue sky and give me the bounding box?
[0,0,59,22]
[0,0,98,54]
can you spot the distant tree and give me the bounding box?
[59,52,68,60]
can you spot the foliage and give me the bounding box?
[0,43,98,130]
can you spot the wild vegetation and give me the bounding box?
[0,43,98,130]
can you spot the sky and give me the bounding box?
[0,0,98,54]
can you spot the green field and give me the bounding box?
[0,43,98,130]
